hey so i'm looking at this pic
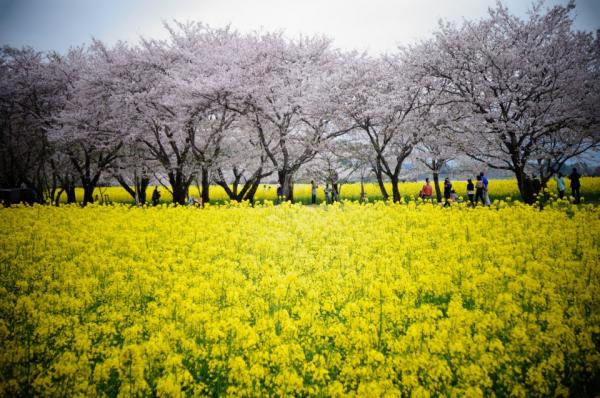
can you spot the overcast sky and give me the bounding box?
[0,0,598,54]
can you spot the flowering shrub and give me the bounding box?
[0,201,598,396]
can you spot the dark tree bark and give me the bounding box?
[278,171,295,203]
[65,185,76,203]
[115,174,150,204]
[142,123,194,205]
[373,161,389,201]
[168,169,193,205]
[391,175,401,203]
[215,166,272,203]
[138,177,149,204]
[245,178,261,203]
[68,142,122,205]
[201,166,210,205]
[432,171,441,203]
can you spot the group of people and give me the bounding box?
[554,168,582,203]
[419,168,584,206]
[311,180,340,205]
[151,187,204,206]
[419,172,492,207]
[149,169,583,207]
[465,173,492,206]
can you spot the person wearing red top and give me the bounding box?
[420,178,434,202]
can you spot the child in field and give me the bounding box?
[450,189,459,203]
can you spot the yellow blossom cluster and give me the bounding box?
[1,201,599,396]
[62,177,600,204]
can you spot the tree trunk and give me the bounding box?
[81,172,102,205]
[66,185,76,204]
[115,175,137,202]
[331,182,340,202]
[138,177,150,204]
[201,167,210,205]
[287,181,294,203]
[172,185,187,205]
[391,176,401,203]
[244,169,271,204]
[374,167,388,200]
[168,170,192,205]
[514,167,538,204]
[83,183,95,205]
[278,171,294,202]
[33,179,45,203]
[360,176,366,203]
[245,179,261,204]
[48,173,58,205]
[54,189,64,206]
[433,172,442,203]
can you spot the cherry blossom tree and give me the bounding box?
[234,33,354,202]
[49,44,126,205]
[303,136,370,202]
[0,46,61,201]
[47,152,78,204]
[334,53,430,202]
[419,1,600,202]
[212,120,274,202]
[159,22,246,204]
[415,113,458,202]
[111,36,200,205]
[3,3,598,207]
[110,141,154,204]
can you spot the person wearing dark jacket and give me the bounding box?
[311,180,317,205]
[466,178,475,206]
[474,175,485,205]
[569,168,581,203]
[151,187,161,206]
[443,178,452,207]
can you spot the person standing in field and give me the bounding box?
[311,180,317,205]
[443,178,452,207]
[419,178,434,202]
[554,172,566,199]
[151,187,160,206]
[569,168,581,203]
[480,172,491,206]
[475,175,485,205]
[466,178,475,206]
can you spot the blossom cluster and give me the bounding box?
[0,201,598,396]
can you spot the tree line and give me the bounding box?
[1,1,598,205]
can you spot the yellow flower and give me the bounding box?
[0,198,598,396]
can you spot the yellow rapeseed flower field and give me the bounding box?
[66,177,600,204]
[0,200,599,396]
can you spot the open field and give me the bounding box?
[61,177,600,205]
[1,200,599,396]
